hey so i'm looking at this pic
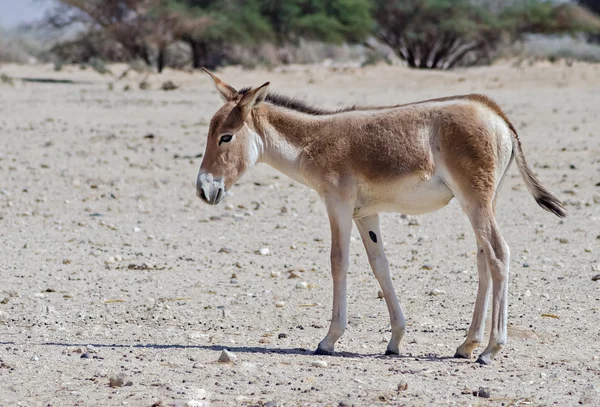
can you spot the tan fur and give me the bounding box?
[196,70,565,364]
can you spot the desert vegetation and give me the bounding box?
[1,0,599,70]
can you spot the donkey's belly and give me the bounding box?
[354,175,454,218]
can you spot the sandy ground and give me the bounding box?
[0,61,599,407]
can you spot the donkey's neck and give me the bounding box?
[251,105,320,186]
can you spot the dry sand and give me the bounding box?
[0,61,599,406]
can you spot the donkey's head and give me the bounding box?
[196,69,269,205]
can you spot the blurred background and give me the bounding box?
[1,0,600,73]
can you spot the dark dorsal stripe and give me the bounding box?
[238,86,358,116]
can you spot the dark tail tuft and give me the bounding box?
[513,136,567,218]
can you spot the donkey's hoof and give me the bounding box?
[314,346,334,356]
[475,355,493,365]
[454,351,472,359]
[384,349,399,356]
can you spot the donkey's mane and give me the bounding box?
[238,86,359,116]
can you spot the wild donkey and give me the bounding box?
[196,69,565,365]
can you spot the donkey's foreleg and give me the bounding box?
[315,197,353,355]
[455,245,491,359]
[355,215,406,355]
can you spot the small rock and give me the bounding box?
[258,247,270,255]
[311,360,328,368]
[278,333,288,339]
[591,264,600,272]
[161,80,178,91]
[408,218,420,226]
[109,374,129,388]
[230,278,238,284]
[421,264,433,270]
[288,271,301,279]
[218,247,233,254]
[524,289,532,297]
[377,290,384,299]
[218,349,236,363]
[522,262,529,268]
[592,274,600,282]
[0,297,9,304]
[290,244,297,250]
[559,238,569,244]
[428,288,445,296]
[231,272,238,279]
[263,401,277,407]
[270,271,281,278]
[295,281,308,289]
[397,381,408,391]
[80,353,91,359]
[259,338,271,344]
[30,355,39,361]
[62,258,72,265]
[275,301,285,308]
[473,387,491,398]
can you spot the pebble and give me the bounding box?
[218,247,233,254]
[428,288,445,296]
[397,381,408,391]
[275,301,285,308]
[30,355,39,361]
[591,264,600,272]
[278,333,288,339]
[230,278,238,284]
[422,264,433,270]
[258,247,270,255]
[270,271,281,278]
[592,274,600,282]
[295,282,308,289]
[80,353,91,359]
[259,338,271,344]
[231,272,238,279]
[311,360,328,368]
[263,401,277,407]
[473,387,491,398]
[288,271,301,279]
[108,374,133,388]
[524,289,532,297]
[218,349,236,363]
[290,244,297,250]
[377,290,384,299]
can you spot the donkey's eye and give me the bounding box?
[219,134,233,145]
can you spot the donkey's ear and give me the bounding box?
[237,82,270,117]
[202,67,237,102]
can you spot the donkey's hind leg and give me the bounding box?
[461,203,510,364]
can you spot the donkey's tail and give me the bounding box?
[511,132,566,218]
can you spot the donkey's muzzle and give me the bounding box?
[196,172,226,205]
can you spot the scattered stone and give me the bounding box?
[288,271,301,279]
[218,247,233,254]
[0,298,9,304]
[522,262,529,268]
[311,360,328,368]
[591,264,600,272]
[559,238,569,244]
[230,278,238,284]
[275,301,285,308]
[270,271,281,278]
[397,381,408,391]
[108,374,132,388]
[290,244,298,250]
[218,349,236,363]
[421,264,433,270]
[30,355,39,361]
[80,352,91,359]
[231,272,238,279]
[524,289,532,297]
[128,263,153,270]
[278,333,288,339]
[139,81,150,90]
[295,282,308,289]
[408,218,420,226]
[263,401,277,407]
[259,338,271,344]
[258,247,270,255]
[161,80,178,91]
[62,258,72,265]
[428,288,445,296]
[473,387,491,398]
[377,290,384,299]
[592,274,600,282]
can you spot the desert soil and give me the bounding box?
[0,61,599,407]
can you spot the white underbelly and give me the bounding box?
[354,175,454,218]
